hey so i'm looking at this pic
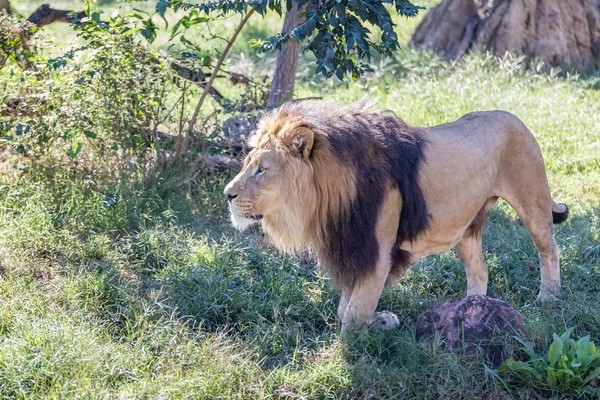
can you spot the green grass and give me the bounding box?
[2,2,600,399]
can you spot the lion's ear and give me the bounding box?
[286,127,314,161]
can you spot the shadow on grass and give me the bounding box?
[2,173,598,397]
[119,191,599,383]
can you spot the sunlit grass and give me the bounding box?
[1,1,599,398]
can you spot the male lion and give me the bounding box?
[224,101,568,334]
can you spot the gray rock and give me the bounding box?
[221,114,260,150]
[206,154,241,172]
[416,295,528,366]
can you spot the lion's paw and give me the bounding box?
[370,311,400,330]
[538,284,560,301]
[537,292,559,302]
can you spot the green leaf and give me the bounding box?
[576,336,591,364]
[547,367,557,386]
[560,327,575,342]
[499,359,533,374]
[91,11,102,24]
[140,19,157,42]
[514,336,538,360]
[556,368,575,384]
[583,353,600,369]
[156,0,168,18]
[83,131,97,139]
[548,334,564,366]
[68,140,83,159]
[16,124,30,136]
[84,0,94,16]
[63,129,77,139]
[170,19,183,41]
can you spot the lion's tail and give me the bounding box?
[552,201,569,224]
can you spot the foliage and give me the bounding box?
[500,329,600,392]
[1,44,600,397]
[167,0,423,80]
[0,11,177,169]
[0,11,37,70]
[0,5,273,171]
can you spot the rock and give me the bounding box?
[416,295,528,367]
[221,114,260,151]
[205,154,241,172]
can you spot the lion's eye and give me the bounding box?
[256,166,265,176]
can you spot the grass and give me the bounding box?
[1,1,600,399]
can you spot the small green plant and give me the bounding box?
[500,328,600,392]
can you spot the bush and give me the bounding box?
[1,12,178,178]
[500,328,600,394]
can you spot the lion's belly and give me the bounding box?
[399,182,495,260]
[402,226,470,260]
[405,174,498,260]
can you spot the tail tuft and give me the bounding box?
[552,203,569,224]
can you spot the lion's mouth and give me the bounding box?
[228,206,263,231]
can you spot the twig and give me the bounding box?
[169,61,225,103]
[177,9,255,161]
[27,4,86,27]
[173,81,189,165]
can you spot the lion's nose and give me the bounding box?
[225,190,237,202]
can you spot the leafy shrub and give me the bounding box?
[1,11,177,174]
[500,328,600,393]
[0,11,37,70]
[0,7,268,180]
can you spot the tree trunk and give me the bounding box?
[267,0,303,106]
[0,0,10,13]
[411,0,600,67]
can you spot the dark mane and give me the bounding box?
[275,101,429,288]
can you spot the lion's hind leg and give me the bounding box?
[492,119,567,299]
[456,197,497,296]
[510,200,561,299]
[499,189,564,299]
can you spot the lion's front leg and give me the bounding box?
[339,251,399,335]
[338,184,401,335]
[337,285,352,321]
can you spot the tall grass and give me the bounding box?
[1,10,600,398]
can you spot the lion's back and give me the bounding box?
[427,110,537,157]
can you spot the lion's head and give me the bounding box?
[224,110,322,252]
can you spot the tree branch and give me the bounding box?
[24,5,227,105]
[27,4,86,27]
[176,10,255,161]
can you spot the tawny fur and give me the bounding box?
[227,100,428,290]
[244,111,358,255]
[225,100,568,333]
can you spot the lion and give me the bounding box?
[224,100,568,334]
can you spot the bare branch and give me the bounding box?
[27,4,86,27]
[176,10,255,161]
